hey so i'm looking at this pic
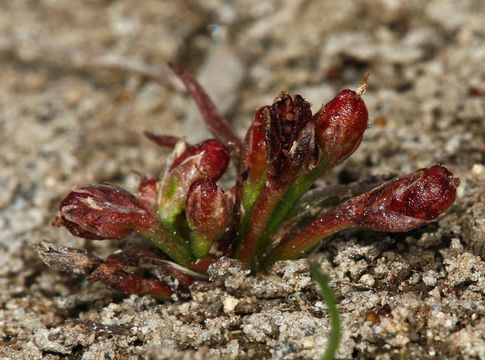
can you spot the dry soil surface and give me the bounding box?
[1,1,484,359]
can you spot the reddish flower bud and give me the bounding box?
[262,165,459,267]
[245,84,369,267]
[314,89,368,166]
[56,184,158,240]
[186,179,229,258]
[243,107,268,183]
[243,93,316,186]
[346,165,459,232]
[264,93,316,187]
[235,94,318,266]
[169,139,230,181]
[158,139,230,226]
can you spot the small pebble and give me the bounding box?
[359,274,376,287]
[423,270,439,287]
[364,311,378,324]
[450,238,463,250]
[471,163,485,177]
[409,273,421,285]
[223,295,239,313]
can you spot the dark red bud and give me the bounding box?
[186,179,228,258]
[158,139,230,225]
[267,93,313,174]
[346,165,459,232]
[170,139,230,181]
[315,89,368,165]
[259,93,316,187]
[56,184,158,240]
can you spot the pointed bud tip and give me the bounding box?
[356,73,370,95]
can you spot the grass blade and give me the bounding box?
[308,262,341,360]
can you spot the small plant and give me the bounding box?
[39,64,460,300]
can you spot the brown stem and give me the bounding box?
[143,131,181,148]
[87,254,173,300]
[169,63,243,168]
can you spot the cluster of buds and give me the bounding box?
[44,64,459,300]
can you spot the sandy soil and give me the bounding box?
[1,1,484,359]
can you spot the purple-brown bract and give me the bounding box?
[46,65,459,300]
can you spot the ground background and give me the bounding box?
[1,0,484,359]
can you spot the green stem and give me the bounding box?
[236,158,331,270]
[242,176,266,213]
[264,158,330,237]
[192,236,212,259]
[261,211,353,269]
[250,158,330,271]
[233,176,267,260]
[233,184,286,266]
[308,262,341,360]
[138,223,194,269]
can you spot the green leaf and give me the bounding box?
[308,262,341,360]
